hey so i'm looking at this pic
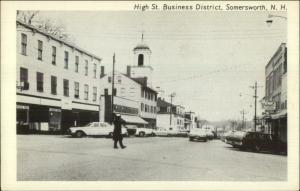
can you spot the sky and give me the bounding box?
[37,11,286,122]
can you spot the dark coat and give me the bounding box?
[113,117,122,140]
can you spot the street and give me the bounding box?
[17,135,287,181]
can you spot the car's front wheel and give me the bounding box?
[189,137,193,141]
[139,132,145,137]
[75,131,85,138]
[254,145,261,152]
[108,132,113,138]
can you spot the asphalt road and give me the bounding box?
[17,135,287,181]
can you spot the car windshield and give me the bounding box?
[84,123,93,127]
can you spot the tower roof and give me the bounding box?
[133,42,151,51]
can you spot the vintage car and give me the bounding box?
[225,131,287,154]
[68,122,127,138]
[135,127,155,137]
[188,128,207,142]
[153,127,179,137]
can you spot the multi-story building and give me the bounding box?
[156,98,185,131]
[263,43,287,144]
[99,39,158,128]
[16,20,105,133]
[184,111,196,131]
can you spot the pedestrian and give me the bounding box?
[113,114,126,149]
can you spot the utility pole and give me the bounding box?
[250,81,261,132]
[111,53,115,124]
[169,93,175,126]
[240,109,248,130]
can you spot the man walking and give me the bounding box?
[113,114,126,149]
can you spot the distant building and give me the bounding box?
[156,98,185,131]
[99,72,157,128]
[262,43,287,144]
[184,111,196,131]
[99,38,158,129]
[16,20,104,133]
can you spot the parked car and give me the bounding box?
[220,131,235,142]
[153,127,179,137]
[225,131,287,154]
[135,127,155,137]
[68,122,127,138]
[206,130,214,140]
[188,128,207,142]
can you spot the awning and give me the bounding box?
[120,115,148,124]
[271,110,287,119]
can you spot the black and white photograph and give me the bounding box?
[1,1,299,191]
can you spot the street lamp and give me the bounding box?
[266,14,287,27]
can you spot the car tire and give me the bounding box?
[108,132,113,138]
[204,139,207,142]
[139,132,145,137]
[255,145,261,152]
[189,137,193,141]
[75,131,85,138]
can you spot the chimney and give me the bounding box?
[100,66,105,78]
[127,66,131,77]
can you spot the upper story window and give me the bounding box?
[138,54,144,66]
[36,72,44,92]
[64,51,69,69]
[75,56,79,73]
[51,76,57,95]
[84,84,89,100]
[93,87,97,101]
[37,40,43,60]
[63,79,69,97]
[21,33,27,55]
[52,46,56,65]
[20,67,28,83]
[85,60,88,76]
[74,82,79,98]
[93,63,97,78]
[141,103,144,112]
[108,76,112,83]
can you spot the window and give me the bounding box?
[21,33,27,55]
[85,60,88,76]
[37,40,43,60]
[93,87,97,101]
[75,56,79,72]
[64,51,69,69]
[104,88,108,95]
[108,76,111,83]
[20,67,28,82]
[141,103,144,112]
[63,79,69,96]
[138,54,144,66]
[100,66,105,78]
[74,82,79,98]
[84,84,89,100]
[113,88,117,96]
[52,46,56,65]
[151,106,153,113]
[93,64,97,78]
[51,76,57,95]
[36,72,44,92]
[141,89,144,97]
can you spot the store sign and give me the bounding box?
[113,104,138,115]
[262,101,276,111]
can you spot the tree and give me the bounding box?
[17,11,73,42]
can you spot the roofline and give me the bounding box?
[17,20,102,62]
[265,43,286,70]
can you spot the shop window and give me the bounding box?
[21,33,27,55]
[36,72,43,92]
[63,79,69,96]
[74,82,79,98]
